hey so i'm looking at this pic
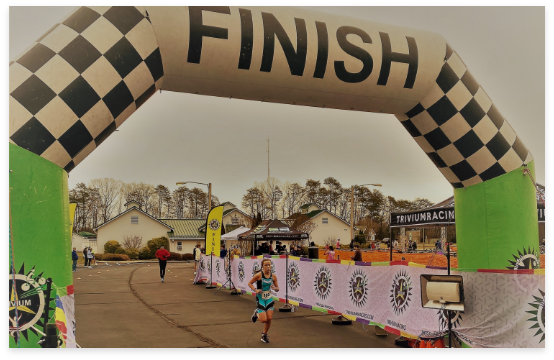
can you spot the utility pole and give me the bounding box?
[350,185,355,242]
[208,183,212,212]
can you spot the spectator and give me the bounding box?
[412,241,417,252]
[261,242,270,254]
[194,244,201,274]
[290,245,298,256]
[220,244,227,258]
[324,245,336,260]
[88,247,95,267]
[350,240,354,250]
[351,245,362,262]
[336,238,341,250]
[310,241,315,247]
[371,242,376,250]
[83,247,89,267]
[269,241,274,254]
[436,240,442,251]
[87,247,94,269]
[71,247,78,272]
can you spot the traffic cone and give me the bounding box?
[419,339,426,348]
[426,340,434,348]
[434,338,446,348]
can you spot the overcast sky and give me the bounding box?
[9,6,545,208]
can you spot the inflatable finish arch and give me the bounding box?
[9,6,539,347]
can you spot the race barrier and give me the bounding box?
[195,254,545,348]
[9,6,540,347]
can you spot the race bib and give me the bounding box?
[261,291,272,300]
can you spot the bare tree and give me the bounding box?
[122,235,143,250]
[292,214,318,244]
[281,182,305,218]
[154,184,170,218]
[89,178,122,223]
[256,177,282,220]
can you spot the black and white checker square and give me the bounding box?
[9,6,164,172]
[397,44,533,188]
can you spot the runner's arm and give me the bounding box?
[248,273,262,294]
[271,274,279,292]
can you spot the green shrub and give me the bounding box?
[94,253,104,261]
[102,254,130,261]
[114,247,126,254]
[125,248,140,260]
[146,237,170,257]
[168,252,182,261]
[182,253,194,261]
[104,240,121,254]
[139,247,153,260]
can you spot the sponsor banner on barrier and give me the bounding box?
[451,271,545,348]
[289,259,443,335]
[197,254,545,347]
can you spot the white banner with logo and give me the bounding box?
[194,255,545,348]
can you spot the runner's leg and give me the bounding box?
[264,309,274,334]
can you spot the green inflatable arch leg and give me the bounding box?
[455,161,539,270]
[9,143,72,348]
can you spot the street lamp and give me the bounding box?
[176,181,212,214]
[350,183,382,243]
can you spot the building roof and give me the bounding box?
[223,208,253,219]
[158,219,206,239]
[94,206,174,231]
[79,231,96,237]
[221,201,236,207]
[299,203,315,210]
[287,209,354,228]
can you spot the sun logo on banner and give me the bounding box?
[207,259,212,274]
[390,270,412,315]
[438,309,462,330]
[9,264,52,343]
[507,247,540,270]
[238,261,246,282]
[526,289,545,343]
[252,261,261,276]
[209,219,221,231]
[271,261,276,274]
[287,262,300,292]
[348,269,369,307]
[314,266,332,300]
[215,259,221,278]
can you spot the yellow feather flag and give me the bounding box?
[205,206,224,257]
[69,203,77,235]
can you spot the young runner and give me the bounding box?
[248,258,279,343]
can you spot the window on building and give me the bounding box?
[177,241,182,251]
[131,216,138,224]
[232,216,239,225]
[322,218,328,224]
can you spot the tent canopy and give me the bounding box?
[240,219,308,241]
[221,226,250,240]
[390,183,544,228]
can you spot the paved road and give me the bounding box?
[74,262,398,348]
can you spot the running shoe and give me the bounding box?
[161,278,164,282]
[261,333,269,343]
[251,309,258,323]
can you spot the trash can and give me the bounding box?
[308,246,319,259]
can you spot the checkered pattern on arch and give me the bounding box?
[9,6,164,172]
[396,44,533,188]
